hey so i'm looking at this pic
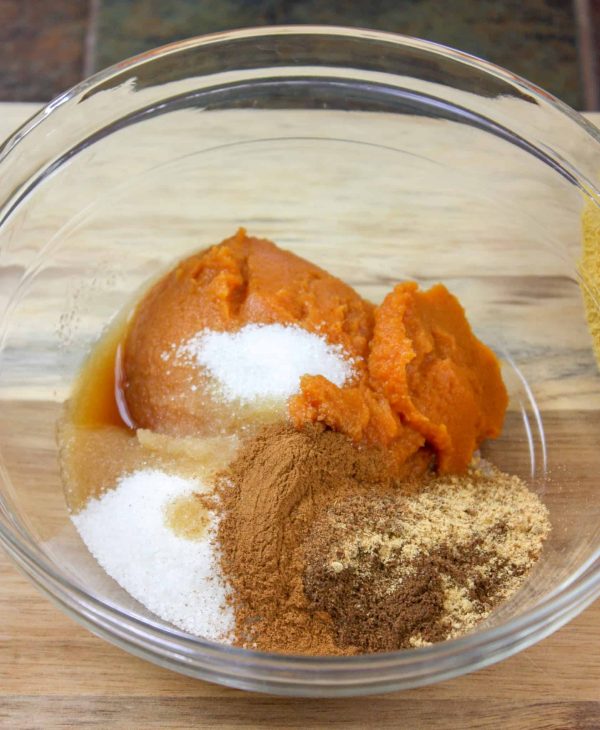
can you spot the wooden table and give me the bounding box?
[1,103,599,729]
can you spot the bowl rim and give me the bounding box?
[3,24,600,160]
[0,24,599,691]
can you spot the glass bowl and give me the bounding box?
[0,26,599,697]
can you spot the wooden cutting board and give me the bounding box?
[0,103,599,730]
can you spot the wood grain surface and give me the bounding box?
[1,103,599,730]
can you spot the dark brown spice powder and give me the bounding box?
[303,482,549,651]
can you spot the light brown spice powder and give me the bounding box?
[303,461,550,652]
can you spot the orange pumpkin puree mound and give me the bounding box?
[123,228,506,472]
[290,282,508,475]
[123,229,373,434]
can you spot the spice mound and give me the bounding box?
[60,229,550,656]
[304,467,549,652]
[215,425,549,654]
[214,422,427,654]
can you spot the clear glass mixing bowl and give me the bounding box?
[0,26,599,697]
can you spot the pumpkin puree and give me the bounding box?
[123,229,373,435]
[123,229,507,473]
[290,282,507,473]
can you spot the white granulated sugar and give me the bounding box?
[177,323,354,403]
[72,469,233,641]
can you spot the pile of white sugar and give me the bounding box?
[72,469,233,640]
[176,323,354,403]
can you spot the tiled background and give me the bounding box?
[1,0,599,109]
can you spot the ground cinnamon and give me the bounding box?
[214,422,430,654]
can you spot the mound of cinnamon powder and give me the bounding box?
[214,422,430,654]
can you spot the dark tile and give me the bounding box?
[0,0,90,101]
[96,0,583,108]
[94,0,262,68]
[575,0,600,109]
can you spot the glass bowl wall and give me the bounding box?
[0,27,599,696]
